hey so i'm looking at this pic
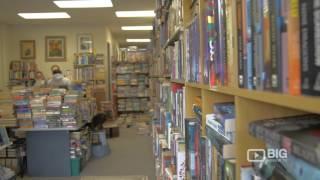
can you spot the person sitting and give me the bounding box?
[32,71,47,87]
[47,69,71,89]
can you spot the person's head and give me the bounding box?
[35,71,45,80]
[52,69,62,75]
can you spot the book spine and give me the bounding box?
[288,0,301,95]
[270,0,277,90]
[252,0,259,89]
[313,0,320,95]
[226,0,234,87]
[214,0,222,86]
[209,0,217,87]
[246,0,254,89]
[237,0,245,88]
[263,0,272,90]
[300,0,320,95]
[176,142,186,180]
[203,2,210,85]
[257,0,265,90]
[242,0,248,88]
[281,0,289,93]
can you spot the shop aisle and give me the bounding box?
[81,125,155,179]
[18,125,155,180]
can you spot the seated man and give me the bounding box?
[47,69,71,90]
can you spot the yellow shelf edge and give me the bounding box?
[210,86,320,114]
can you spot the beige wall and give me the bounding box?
[8,24,109,78]
[0,24,9,89]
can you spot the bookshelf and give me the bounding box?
[73,53,106,86]
[151,0,320,179]
[113,50,151,116]
[9,60,37,87]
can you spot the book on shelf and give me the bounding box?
[249,114,320,167]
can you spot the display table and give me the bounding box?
[16,125,86,177]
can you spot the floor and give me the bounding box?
[17,125,156,180]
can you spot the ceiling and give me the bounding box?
[0,0,155,47]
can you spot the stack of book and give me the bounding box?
[46,90,64,128]
[12,89,33,128]
[61,94,79,128]
[171,38,184,81]
[30,97,47,128]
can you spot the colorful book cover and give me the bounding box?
[288,0,301,95]
[281,0,289,93]
[217,0,227,86]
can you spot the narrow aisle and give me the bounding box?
[81,126,155,179]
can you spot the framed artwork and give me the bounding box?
[77,34,93,53]
[45,36,66,62]
[20,40,36,59]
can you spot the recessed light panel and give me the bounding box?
[115,11,155,18]
[54,0,113,8]
[18,12,71,19]
[121,26,153,30]
[126,39,151,43]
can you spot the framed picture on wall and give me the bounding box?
[77,34,93,53]
[45,36,66,62]
[20,40,36,59]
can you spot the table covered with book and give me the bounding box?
[11,87,96,177]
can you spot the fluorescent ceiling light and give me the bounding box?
[121,26,153,30]
[18,12,70,19]
[126,39,151,43]
[54,0,113,8]
[115,11,155,18]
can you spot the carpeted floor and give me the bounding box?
[18,125,155,180]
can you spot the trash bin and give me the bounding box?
[91,130,110,158]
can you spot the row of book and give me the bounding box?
[116,86,149,98]
[74,53,95,65]
[167,38,184,81]
[116,74,149,86]
[10,61,37,72]
[12,88,33,128]
[117,50,151,63]
[117,98,149,112]
[74,67,94,82]
[116,63,149,74]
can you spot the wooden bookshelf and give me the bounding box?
[151,0,320,179]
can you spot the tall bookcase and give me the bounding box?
[112,50,151,118]
[151,0,320,179]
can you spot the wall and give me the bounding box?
[8,24,109,78]
[0,24,9,89]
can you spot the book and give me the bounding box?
[270,0,282,91]
[300,0,320,96]
[224,159,236,180]
[288,0,301,95]
[249,114,320,167]
[281,0,289,93]
[263,0,272,90]
[209,0,217,87]
[176,140,186,180]
[237,0,245,88]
